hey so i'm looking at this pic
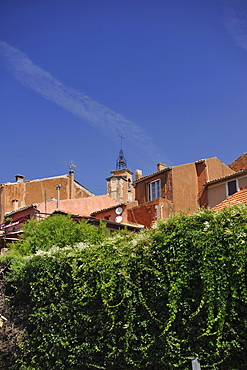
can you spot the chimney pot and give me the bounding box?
[15,174,24,183]
[135,169,143,180]
[157,163,167,172]
[12,199,19,211]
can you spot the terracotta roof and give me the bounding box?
[2,174,68,186]
[37,194,119,216]
[5,204,37,217]
[206,169,247,186]
[4,195,118,218]
[52,211,144,230]
[212,189,247,211]
[228,152,247,171]
[91,203,126,215]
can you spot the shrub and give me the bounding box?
[4,206,247,369]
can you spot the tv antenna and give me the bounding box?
[63,161,76,171]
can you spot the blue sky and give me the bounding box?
[1,0,247,195]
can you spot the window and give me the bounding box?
[127,178,132,192]
[148,179,161,201]
[226,179,238,197]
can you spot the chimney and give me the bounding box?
[69,170,75,199]
[15,174,24,183]
[135,169,143,180]
[56,185,61,210]
[12,199,18,211]
[157,163,167,172]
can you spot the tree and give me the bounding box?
[11,214,108,256]
[0,215,108,369]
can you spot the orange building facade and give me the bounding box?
[128,157,234,228]
[0,171,93,223]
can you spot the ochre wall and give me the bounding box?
[0,175,93,222]
[5,206,38,223]
[207,183,226,209]
[135,170,172,204]
[134,157,236,218]
[239,176,247,189]
[127,198,173,228]
[197,157,234,208]
[207,174,247,209]
[94,205,128,224]
[206,157,234,182]
[0,186,6,224]
[196,161,208,207]
[171,163,199,214]
[172,158,234,213]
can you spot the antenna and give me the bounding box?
[116,135,127,170]
[63,161,76,171]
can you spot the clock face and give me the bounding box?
[115,215,123,223]
[115,207,123,215]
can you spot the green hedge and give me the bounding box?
[6,207,247,369]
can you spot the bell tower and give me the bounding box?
[106,136,135,203]
[116,135,127,170]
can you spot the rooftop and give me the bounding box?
[37,194,119,217]
[212,189,247,211]
[134,157,218,184]
[206,169,247,186]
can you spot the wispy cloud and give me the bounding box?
[222,0,247,51]
[0,41,162,159]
